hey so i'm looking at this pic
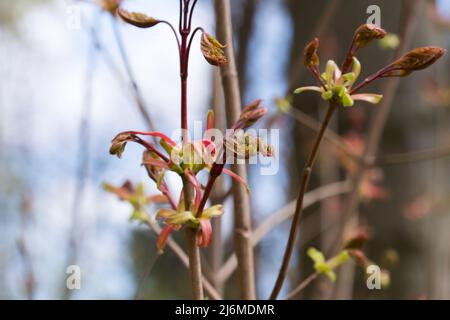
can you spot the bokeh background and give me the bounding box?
[0,0,449,299]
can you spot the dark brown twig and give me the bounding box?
[270,102,337,300]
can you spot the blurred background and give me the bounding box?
[0,0,449,299]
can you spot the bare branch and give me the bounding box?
[215,0,256,299]
[218,181,351,283]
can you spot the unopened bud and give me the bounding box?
[117,8,161,28]
[344,228,369,250]
[109,132,135,158]
[304,38,320,67]
[382,46,446,77]
[354,24,387,48]
[200,32,227,67]
[235,100,267,129]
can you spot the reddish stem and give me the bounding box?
[179,0,204,300]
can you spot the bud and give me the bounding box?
[234,100,267,129]
[344,228,369,250]
[200,32,227,66]
[117,8,161,28]
[206,110,215,131]
[380,248,399,269]
[98,0,121,14]
[354,24,387,48]
[109,132,135,158]
[382,46,446,77]
[304,38,320,67]
[257,138,274,157]
[380,269,391,288]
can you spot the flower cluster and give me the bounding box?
[295,24,446,108]
[109,102,273,253]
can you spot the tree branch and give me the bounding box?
[284,272,319,300]
[215,0,257,299]
[377,144,450,166]
[110,16,156,132]
[217,180,351,283]
[144,219,222,300]
[270,102,337,300]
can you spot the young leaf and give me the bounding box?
[382,47,446,77]
[200,32,228,66]
[109,133,135,158]
[303,38,320,67]
[200,205,224,220]
[354,24,387,48]
[117,8,161,28]
[351,93,383,105]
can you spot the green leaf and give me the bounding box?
[307,247,325,265]
[321,90,333,101]
[294,86,322,95]
[342,94,354,107]
[166,211,196,225]
[130,209,149,224]
[351,93,383,105]
[201,205,224,220]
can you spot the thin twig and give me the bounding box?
[134,254,159,300]
[270,102,337,300]
[110,16,156,132]
[64,11,101,299]
[377,144,450,166]
[215,0,257,299]
[286,108,358,161]
[284,273,319,300]
[217,180,351,283]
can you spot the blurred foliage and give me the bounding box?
[0,0,49,31]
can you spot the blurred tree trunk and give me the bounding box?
[233,0,258,99]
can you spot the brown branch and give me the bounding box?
[270,102,338,300]
[208,69,226,293]
[185,226,204,299]
[286,108,358,161]
[144,218,222,300]
[217,180,351,283]
[284,272,319,300]
[377,144,450,166]
[110,17,156,132]
[215,0,257,299]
